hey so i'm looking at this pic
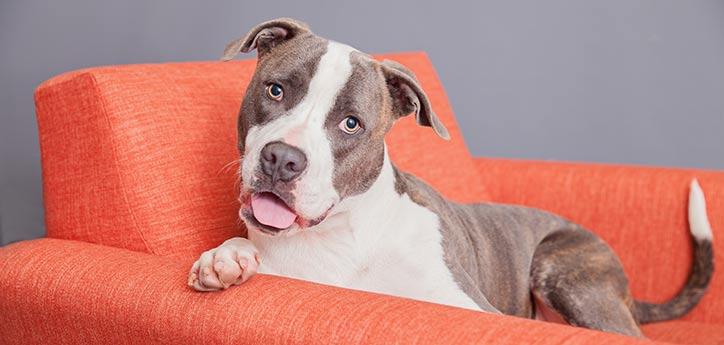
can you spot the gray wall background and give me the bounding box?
[1,0,723,245]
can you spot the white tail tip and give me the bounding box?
[689,179,713,241]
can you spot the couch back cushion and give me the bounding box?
[35,52,488,256]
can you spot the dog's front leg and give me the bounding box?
[188,237,260,292]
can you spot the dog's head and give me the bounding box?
[224,18,449,236]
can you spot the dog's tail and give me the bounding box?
[634,179,715,324]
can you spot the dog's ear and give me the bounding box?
[221,18,311,61]
[380,60,450,140]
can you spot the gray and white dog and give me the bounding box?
[188,18,714,337]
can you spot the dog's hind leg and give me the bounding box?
[530,229,643,337]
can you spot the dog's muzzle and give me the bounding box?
[241,141,308,231]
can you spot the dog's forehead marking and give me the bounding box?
[293,41,356,129]
[281,40,355,218]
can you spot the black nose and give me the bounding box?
[260,141,308,182]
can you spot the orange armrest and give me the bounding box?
[475,157,724,233]
[0,238,651,344]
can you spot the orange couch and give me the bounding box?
[1,52,722,344]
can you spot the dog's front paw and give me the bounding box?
[188,237,260,292]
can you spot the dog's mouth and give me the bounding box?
[239,189,335,235]
[248,192,298,231]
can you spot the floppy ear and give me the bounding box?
[380,60,450,140]
[221,18,311,61]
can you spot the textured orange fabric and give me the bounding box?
[643,321,724,345]
[476,157,724,325]
[0,238,657,345]
[20,53,722,343]
[34,52,488,257]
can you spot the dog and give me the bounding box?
[188,18,714,337]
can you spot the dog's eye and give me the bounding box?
[266,83,284,101]
[339,116,362,135]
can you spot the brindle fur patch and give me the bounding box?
[530,230,642,337]
[394,167,648,337]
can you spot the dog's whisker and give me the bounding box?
[218,159,241,176]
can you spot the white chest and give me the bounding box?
[249,192,482,311]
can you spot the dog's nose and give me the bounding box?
[260,142,308,182]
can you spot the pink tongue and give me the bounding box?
[251,193,297,229]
